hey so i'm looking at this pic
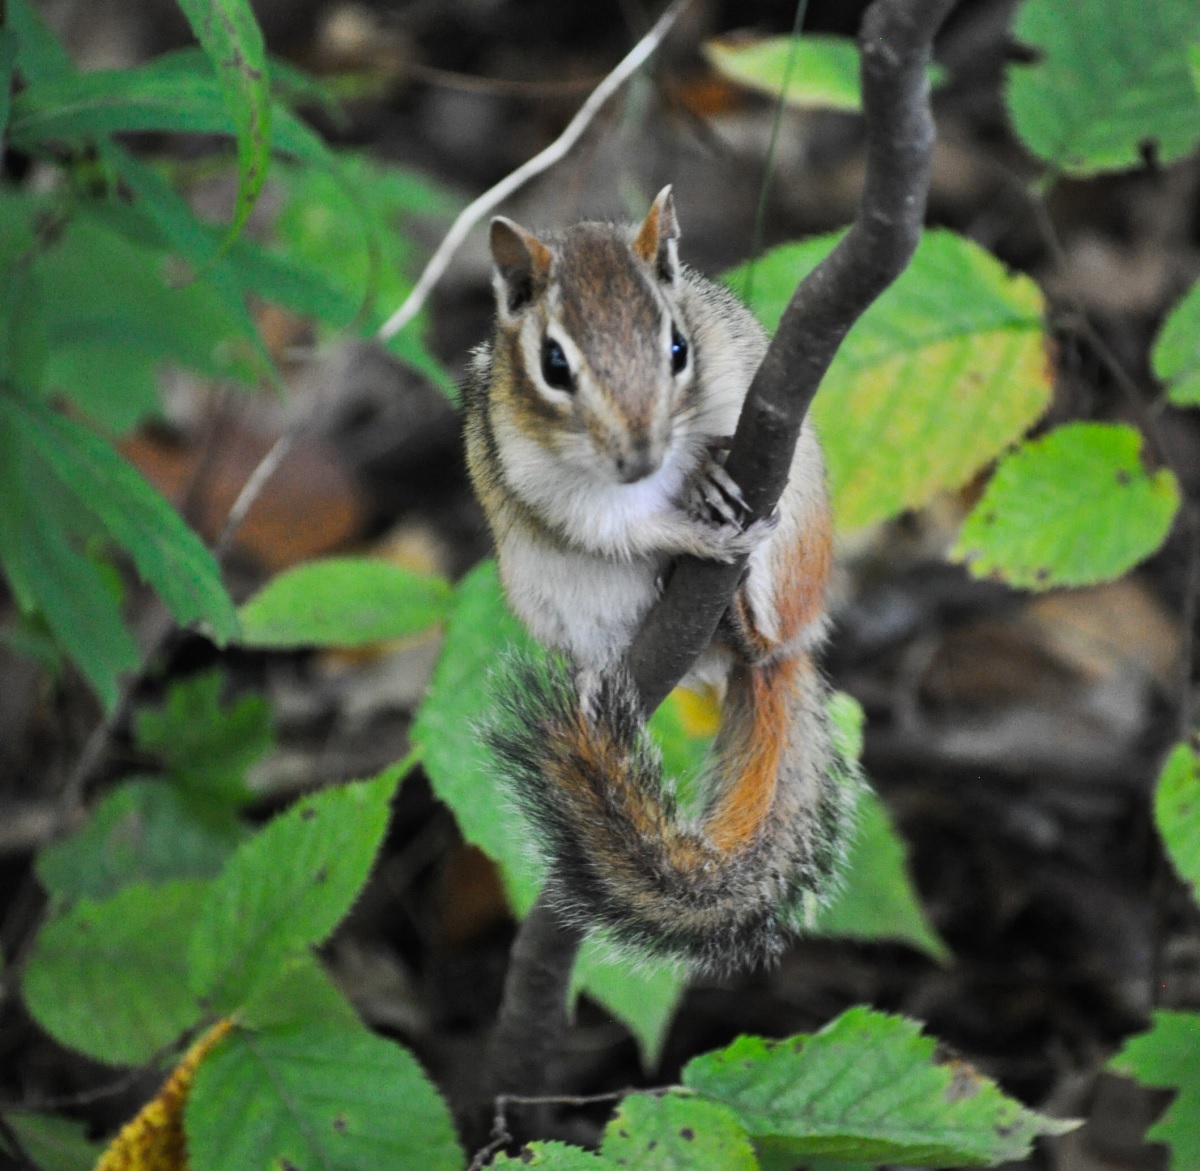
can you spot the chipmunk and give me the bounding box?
[463,187,856,974]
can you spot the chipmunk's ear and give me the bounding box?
[490,217,553,320]
[633,186,680,285]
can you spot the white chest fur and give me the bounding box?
[497,527,665,671]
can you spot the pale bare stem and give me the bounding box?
[375,0,693,344]
[483,0,957,1104]
[215,430,298,557]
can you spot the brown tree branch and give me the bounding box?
[630,0,955,709]
[484,899,586,1096]
[484,0,955,1103]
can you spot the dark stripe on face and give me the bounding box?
[505,328,564,434]
[557,229,666,433]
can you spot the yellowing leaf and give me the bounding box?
[824,329,1049,533]
[671,684,722,738]
[730,230,1051,534]
[95,1018,234,1171]
[706,34,863,111]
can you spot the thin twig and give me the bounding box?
[467,1086,680,1169]
[214,430,298,558]
[743,0,810,307]
[375,0,693,344]
[500,1086,679,1110]
[56,607,176,824]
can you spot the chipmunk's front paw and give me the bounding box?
[685,447,777,562]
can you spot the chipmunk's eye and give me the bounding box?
[541,337,574,391]
[671,325,689,375]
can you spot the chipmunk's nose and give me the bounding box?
[615,437,662,483]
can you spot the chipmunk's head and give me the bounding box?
[487,187,698,487]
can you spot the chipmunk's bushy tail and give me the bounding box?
[485,650,860,974]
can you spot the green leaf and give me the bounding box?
[0,417,138,708]
[411,560,543,914]
[0,192,48,392]
[952,423,1179,590]
[6,0,74,85]
[601,1094,759,1170]
[223,229,360,325]
[647,687,716,814]
[705,35,862,111]
[1110,1010,1200,1171]
[1154,279,1200,406]
[1,394,238,641]
[272,155,456,394]
[0,30,18,144]
[815,788,947,961]
[133,668,271,805]
[100,143,274,382]
[490,1143,615,1169]
[237,558,452,648]
[185,1020,464,1171]
[23,880,208,1065]
[10,51,329,166]
[0,616,62,675]
[685,1007,1078,1164]
[35,779,248,903]
[268,55,347,122]
[730,229,1051,533]
[1154,743,1200,907]
[812,693,945,959]
[173,0,272,243]
[239,955,361,1031]
[33,199,265,429]
[1,1112,103,1171]
[188,764,403,1011]
[573,943,687,1070]
[1006,0,1200,174]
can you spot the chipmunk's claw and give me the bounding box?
[690,442,751,531]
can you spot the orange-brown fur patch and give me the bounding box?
[704,658,794,853]
[550,702,663,840]
[774,503,833,646]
